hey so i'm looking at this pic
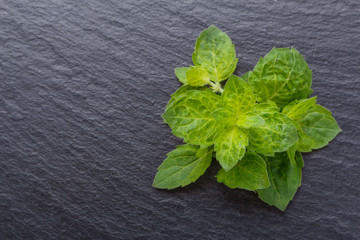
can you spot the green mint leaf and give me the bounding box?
[297,105,341,152]
[174,67,191,84]
[186,65,211,86]
[163,85,201,124]
[162,86,221,147]
[214,126,248,172]
[153,144,213,189]
[248,47,312,109]
[238,111,298,156]
[211,75,256,126]
[211,75,257,171]
[164,85,214,117]
[211,108,236,125]
[283,97,341,152]
[216,152,270,191]
[283,97,317,119]
[286,142,298,165]
[257,152,304,211]
[240,71,252,81]
[282,99,300,116]
[192,25,238,83]
[251,101,279,114]
[158,27,342,211]
[222,75,256,115]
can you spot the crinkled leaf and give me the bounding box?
[186,65,211,86]
[283,97,317,119]
[257,152,303,211]
[164,85,215,114]
[175,67,191,84]
[286,142,298,165]
[297,105,341,152]
[282,99,299,116]
[163,85,203,124]
[251,101,279,114]
[162,86,221,147]
[211,108,236,126]
[248,47,312,109]
[222,75,256,115]
[283,98,341,152]
[192,25,238,83]
[216,152,270,191]
[153,144,213,189]
[241,71,252,81]
[238,110,298,156]
[214,126,248,171]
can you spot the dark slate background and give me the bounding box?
[0,0,359,239]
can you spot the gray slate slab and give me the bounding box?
[0,0,359,239]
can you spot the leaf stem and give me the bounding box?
[210,81,224,93]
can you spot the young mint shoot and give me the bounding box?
[154,25,341,211]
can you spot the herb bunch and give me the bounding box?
[153,25,341,211]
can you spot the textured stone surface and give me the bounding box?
[0,0,359,239]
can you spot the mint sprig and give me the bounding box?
[154,25,341,211]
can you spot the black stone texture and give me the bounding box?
[0,0,359,239]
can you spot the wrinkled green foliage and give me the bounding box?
[257,152,303,211]
[283,97,341,152]
[192,25,238,83]
[221,75,256,115]
[153,144,213,189]
[215,75,298,161]
[162,87,221,147]
[174,67,191,84]
[239,111,298,156]
[211,108,236,125]
[214,126,248,171]
[155,26,340,211]
[217,152,270,191]
[186,65,211,86]
[286,142,298,165]
[241,71,252,81]
[248,47,313,109]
